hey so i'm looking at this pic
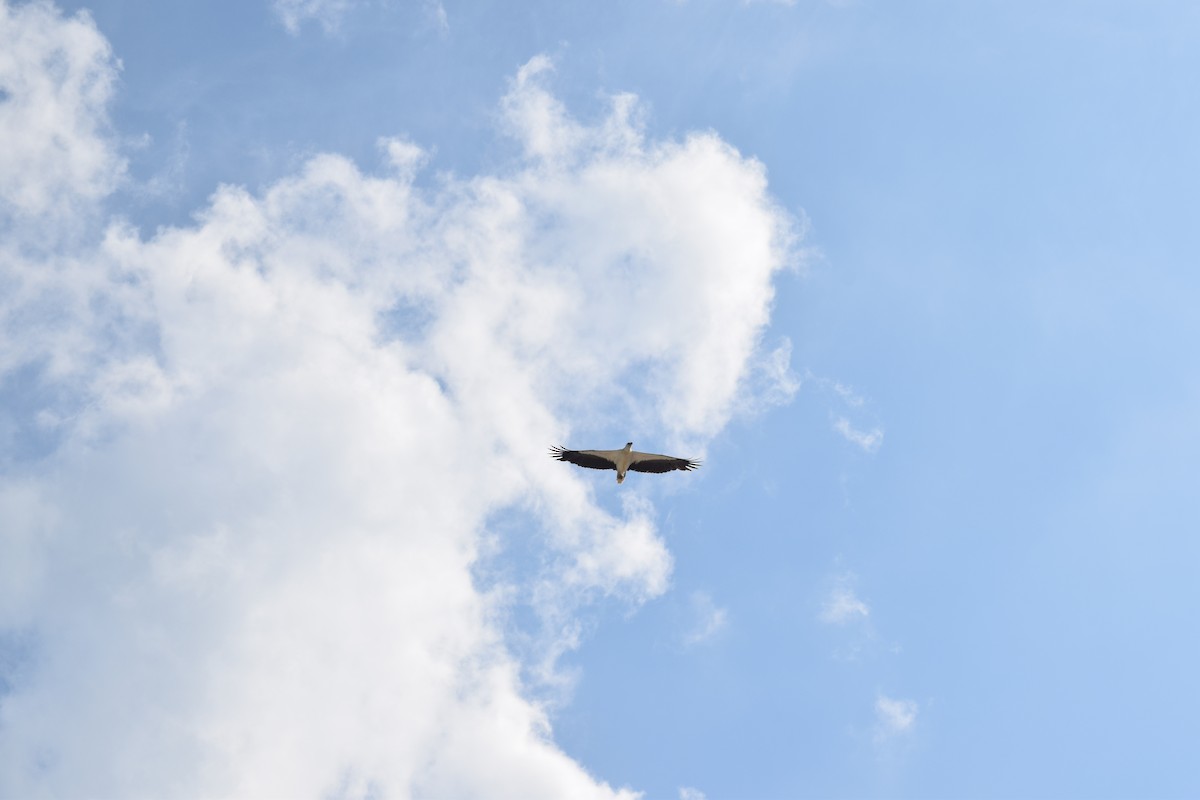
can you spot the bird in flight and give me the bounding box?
[549,442,701,484]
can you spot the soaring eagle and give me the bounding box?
[549,442,701,484]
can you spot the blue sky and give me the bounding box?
[2,0,1199,797]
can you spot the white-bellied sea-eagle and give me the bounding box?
[549,442,701,484]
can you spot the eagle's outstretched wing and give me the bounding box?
[627,451,701,474]
[549,446,619,471]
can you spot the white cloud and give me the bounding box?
[679,787,708,800]
[818,570,883,662]
[874,694,918,741]
[801,374,882,453]
[833,416,883,453]
[272,0,358,35]
[0,12,797,797]
[683,591,729,646]
[819,585,869,625]
[378,135,429,179]
[272,0,448,37]
[0,0,124,220]
[425,0,449,33]
[500,62,794,445]
[827,379,865,408]
[131,120,191,202]
[738,337,801,416]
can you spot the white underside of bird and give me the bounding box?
[549,442,701,483]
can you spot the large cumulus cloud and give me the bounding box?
[0,3,796,796]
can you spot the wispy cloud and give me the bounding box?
[272,0,357,35]
[425,0,449,33]
[127,120,191,202]
[738,337,801,416]
[827,379,865,407]
[819,585,870,625]
[683,591,729,646]
[0,10,797,793]
[679,787,708,800]
[818,570,887,662]
[802,373,883,453]
[833,416,884,453]
[874,694,919,742]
